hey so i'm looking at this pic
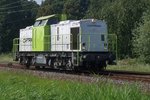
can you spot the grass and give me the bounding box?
[107,59,150,72]
[0,53,13,63]
[0,70,149,100]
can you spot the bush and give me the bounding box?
[132,10,150,63]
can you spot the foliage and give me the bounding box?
[37,0,64,17]
[0,70,149,100]
[107,58,150,72]
[63,0,89,19]
[0,53,13,63]
[0,0,38,52]
[132,10,150,63]
[37,0,89,19]
[87,0,148,58]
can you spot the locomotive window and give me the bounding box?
[101,35,105,41]
[47,19,58,25]
[39,20,47,26]
[34,21,40,27]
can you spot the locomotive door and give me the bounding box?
[70,27,79,50]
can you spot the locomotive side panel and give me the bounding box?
[51,21,73,51]
[32,25,51,51]
[19,26,32,51]
[51,20,108,52]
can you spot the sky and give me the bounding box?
[35,0,43,5]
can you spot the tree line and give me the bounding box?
[0,0,38,52]
[0,0,150,63]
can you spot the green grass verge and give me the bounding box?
[0,70,149,100]
[0,53,13,63]
[107,59,150,72]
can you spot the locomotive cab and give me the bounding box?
[32,14,67,51]
[32,15,59,51]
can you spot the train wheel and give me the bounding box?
[25,58,31,69]
[35,66,40,70]
[98,61,106,71]
[53,62,58,69]
[32,58,36,65]
[19,57,23,65]
[66,59,73,70]
[42,66,45,69]
[48,59,51,66]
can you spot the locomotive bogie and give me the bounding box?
[17,51,115,71]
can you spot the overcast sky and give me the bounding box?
[35,0,43,5]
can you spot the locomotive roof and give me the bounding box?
[20,26,33,31]
[52,19,105,25]
[36,14,56,21]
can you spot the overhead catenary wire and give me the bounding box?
[0,1,40,15]
[0,7,38,15]
[0,3,32,10]
[4,17,34,24]
[0,0,23,7]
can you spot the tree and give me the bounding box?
[86,0,149,58]
[0,0,38,52]
[37,0,89,19]
[64,0,89,19]
[37,0,64,17]
[86,0,109,19]
[132,10,150,63]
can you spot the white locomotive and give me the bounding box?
[13,15,116,71]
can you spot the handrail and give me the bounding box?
[12,38,19,53]
[108,34,118,60]
[12,38,19,60]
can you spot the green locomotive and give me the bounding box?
[13,14,116,71]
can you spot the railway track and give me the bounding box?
[0,63,150,83]
[97,70,150,83]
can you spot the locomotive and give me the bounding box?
[13,14,116,71]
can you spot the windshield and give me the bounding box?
[34,21,40,27]
[34,20,47,27]
[47,19,58,25]
[39,20,47,26]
